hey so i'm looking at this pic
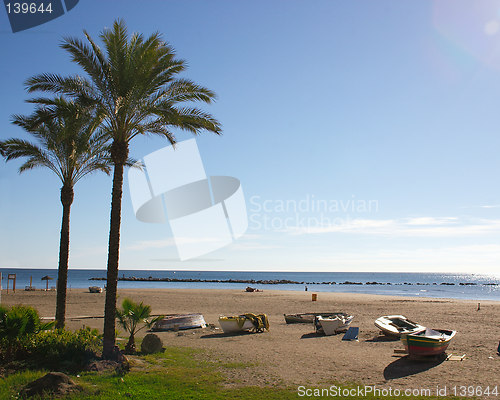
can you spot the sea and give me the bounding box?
[1,269,500,301]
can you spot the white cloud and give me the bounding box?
[285,216,500,237]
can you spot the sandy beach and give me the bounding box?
[2,288,499,392]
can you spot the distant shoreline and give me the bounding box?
[89,274,500,287]
[2,268,499,302]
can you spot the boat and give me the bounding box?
[314,314,354,335]
[401,328,457,356]
[151,314,206,331]
[89,286,103,293]
[374,315,425,337]
[284,312,348,324]
[218,314,269,333]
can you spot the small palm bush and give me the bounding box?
[116,298,162,354]
[0,305,54,359]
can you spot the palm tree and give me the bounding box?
[24,19,221,358]
[116,298,162,354]
[0,97,111,329]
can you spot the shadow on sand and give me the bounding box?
[200,332,257,339]
[365,335,399,342]
[383,355,446,380]
[300,332,330,339]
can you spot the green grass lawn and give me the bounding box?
[0,346,472,400]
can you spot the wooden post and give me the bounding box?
[7,274,16,293]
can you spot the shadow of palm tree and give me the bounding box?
[384,355,446,380]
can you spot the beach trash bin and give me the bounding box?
[312,293,317,301]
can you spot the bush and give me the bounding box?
[0,305,54,361]
[0,305,101,372]
[25,327,102,371]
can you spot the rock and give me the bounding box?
[20,372,81,397]
[141,333,164,354]
[85,360,121,372]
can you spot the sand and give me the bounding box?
[2,288,499,392]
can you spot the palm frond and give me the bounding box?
[2,96,112,187]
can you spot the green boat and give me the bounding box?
[401,328,457,356]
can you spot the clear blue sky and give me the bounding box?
[1,0,500,273]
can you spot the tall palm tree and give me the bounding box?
[0,97,111,329]
[25,20,222,358]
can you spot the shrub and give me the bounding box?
[0,305,101,372]
[0,305,54,360]
[25,327,102,370]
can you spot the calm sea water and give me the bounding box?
[1,269,499,301]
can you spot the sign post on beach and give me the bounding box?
[7,274,16,293]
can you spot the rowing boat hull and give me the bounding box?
[374,315,425,337]
[218,318,255,333]
[152,314,206,331]
[284,312,351,324]
[401,329,456,356]
[315,315,354,335]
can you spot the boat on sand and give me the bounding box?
[219,314,269,333]
[401,328,457,356]
[314,314,354,335]
[284,312,349,324]
[152,314,206,331]
[374,315,425,337]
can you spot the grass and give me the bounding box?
[0,346,474,400]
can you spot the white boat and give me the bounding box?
[152,314,206,331]
[374,315,425,337]
[89,286,103,293]
[316,314,354,335]
[218,314,269,333]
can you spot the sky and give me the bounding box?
[1,0,500,273]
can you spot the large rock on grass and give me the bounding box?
[141,333,164,354]
[20,372,81,397]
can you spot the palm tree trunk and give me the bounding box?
[103,141,128,359]
[125,333,135,354]
[55,185,74,329]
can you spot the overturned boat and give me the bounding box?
[219,314,269,333]
[374,315,425,337]
[401,328,457,356]
[152,314,206,331]
[314,314,354,335]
